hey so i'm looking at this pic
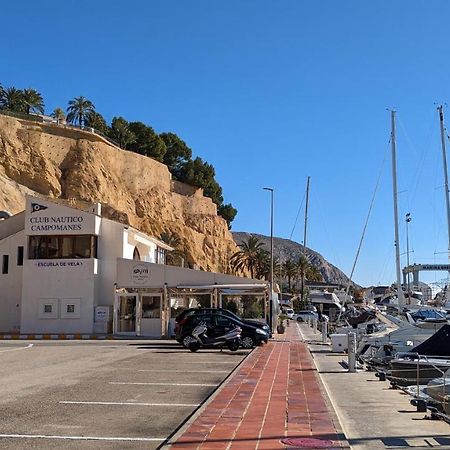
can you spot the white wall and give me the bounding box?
[0,231,24,332]
[21,259,96,334]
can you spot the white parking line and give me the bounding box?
[109,382,217,387]
[138,369,229,373]
[60,401,198,407]
[0,433,164,442]
[0,344,33,353]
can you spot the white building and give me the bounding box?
[0,196,268,337]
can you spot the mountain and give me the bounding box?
[232,232,359,288]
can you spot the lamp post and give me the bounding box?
[406,213,412,295]
[263,187,274,333]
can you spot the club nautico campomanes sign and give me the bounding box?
[25,199,96,235]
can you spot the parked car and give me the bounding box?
[295,310,319,322]
[281,308,295,319]
[176,312,269,349]
[174,308,270,339]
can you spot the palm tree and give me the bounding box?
[230,235,267,279]
[282,259,297,292]
[109,116,135,149]
[306,265,323,282]
[22,88,44,114]
[66,96,95,127]
[85,111,109,134]
[296,254,310,302]
[0,87,25,112]
[159,230,186,266]
[51,107,66,123]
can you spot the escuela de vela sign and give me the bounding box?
[26,202,94,234]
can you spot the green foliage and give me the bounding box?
[22,88,44,114]
[230,235,269,279]
[178,157,223,206]
[0,87,26,112]
[292,297,301,312]
[242,296,263,318]
[66,96,95,127]
[86,111,109,134]
[128,122,166,161]
[109,116,136,149]
[223,299,238,314]
[160,132,192,177]
[218,203,237,229]
[51,107,66,122]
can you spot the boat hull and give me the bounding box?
[389,359,450,386]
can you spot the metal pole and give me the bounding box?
[406,213,411,299]
[302,176,310,305]
[438,105,450,264]
[390,110,405,308]
[263,187,274,333]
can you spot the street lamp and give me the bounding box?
[263,187,274,333]
[406,213,412,295]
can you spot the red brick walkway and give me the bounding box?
[170,325,345,449]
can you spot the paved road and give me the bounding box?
[0,340,248,449]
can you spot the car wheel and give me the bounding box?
[241,336,255,349]
[182,335,196,348]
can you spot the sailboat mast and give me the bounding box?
[301,176,310,305]
[303,176,310,253]
[390,110,404,308]
[438,105,450,262]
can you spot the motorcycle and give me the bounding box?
[188,322,242,352]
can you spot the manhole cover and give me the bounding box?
[281,437,335,448]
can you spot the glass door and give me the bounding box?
[140,294,162,337]
[115,294,139,335]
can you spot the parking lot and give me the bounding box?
[0,340,249,449]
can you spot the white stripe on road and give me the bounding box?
[0,344,33,353]
[0,433,164,442]
[138,369,228,373]
[109,382,217,387]
[60,401,198,407]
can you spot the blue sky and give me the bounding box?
[2,1,450,287]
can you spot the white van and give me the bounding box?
[281,308,295,319]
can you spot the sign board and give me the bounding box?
[131,263,151,285]
[25,196,97,235]
[95,306,111,323]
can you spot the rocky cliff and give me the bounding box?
[0,114,237,271]
[232,232,358,288]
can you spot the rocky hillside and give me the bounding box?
[0,114,237,271]
[232,232,358,288]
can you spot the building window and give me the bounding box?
[66,304,75,313]
[44,304,52,313]
[142,295,161,318]
[17,246,24,266]
[28,235,97,259]
[156,247,166,265]
[2,255,8,274]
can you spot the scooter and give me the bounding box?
[188,322,242,352]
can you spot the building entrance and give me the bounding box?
[115,294,138,335]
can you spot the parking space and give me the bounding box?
[0,340,249,449]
